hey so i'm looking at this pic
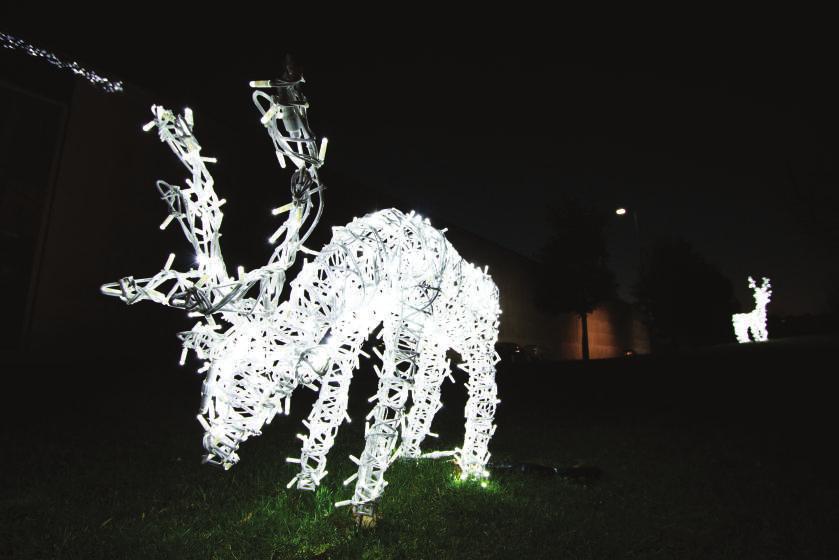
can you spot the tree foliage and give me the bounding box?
[539,195,616,359]
[635,237,738,349]
[539,194,616,316]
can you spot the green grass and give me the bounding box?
[2,349,838,558]
[3,411,554,559]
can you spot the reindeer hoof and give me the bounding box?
[352,502,380,528]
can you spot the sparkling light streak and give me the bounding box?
[101,71,500,517]
[1,31,124,93]
[732,276,771,343]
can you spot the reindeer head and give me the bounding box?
[191,316,302,468]
[747,276,772,309]
[102,69,329,468]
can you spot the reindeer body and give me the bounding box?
[199,208,500,514]
[101,70,500,517]
[732,276,771,343]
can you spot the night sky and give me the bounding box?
[5,21,838,316]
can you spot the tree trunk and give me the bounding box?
[580,311,590,360]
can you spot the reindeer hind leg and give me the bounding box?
[449,280,500,480]
[456,337,499,479]
[400,334,450,459]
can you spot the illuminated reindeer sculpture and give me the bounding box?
[101,64,500,517]
[731,276,771,343]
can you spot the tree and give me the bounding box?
[635,237,738,350]
[539,195,616,360]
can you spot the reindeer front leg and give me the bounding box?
[341,311,425,517]
[290,320,372,491]
[348,372,412,517]
[732,313,750,343]
[291,358,354,491]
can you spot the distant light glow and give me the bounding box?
[732,276,771,343]
[101,73,500,518]
[1,31,124,93]
[615,208,627,215]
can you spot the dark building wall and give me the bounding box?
[19,79,190,361]
[9,75,649,363]
[444,226,650,360]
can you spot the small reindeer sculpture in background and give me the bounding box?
[101,59,501,518]
[732,276,772,343]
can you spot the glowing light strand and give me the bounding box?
[101,68,500,517]
[732,276,771,343]
[1,31,124,93]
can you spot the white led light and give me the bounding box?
[732,276,771,343]
[102,73,500,517]
[318,137,329,162]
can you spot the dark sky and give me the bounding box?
[4,20,839,315]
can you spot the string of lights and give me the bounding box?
[1,31,124,93]
[101,65,500,518]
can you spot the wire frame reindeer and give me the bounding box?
[731,276,771,343]
[101,60,501,517]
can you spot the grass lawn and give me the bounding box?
[2,336,838,558]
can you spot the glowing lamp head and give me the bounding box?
[615,208,627,216]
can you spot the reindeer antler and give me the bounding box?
[145,106,228,283]
[101,105,254,315]
[102,60,329,319]
[250,59,328,262]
